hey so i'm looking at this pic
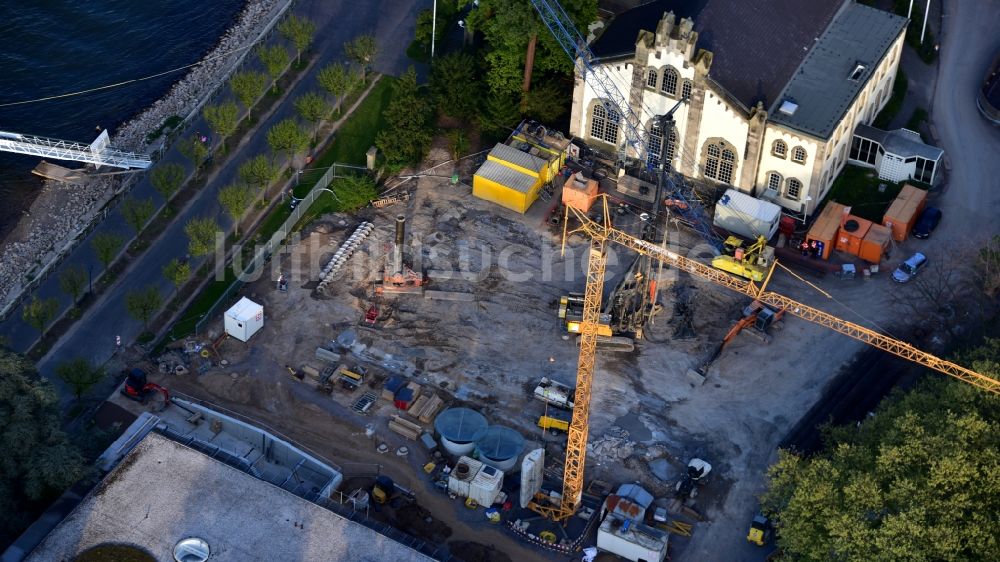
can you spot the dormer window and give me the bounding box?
[849,63,867,81]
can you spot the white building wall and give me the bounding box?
[578,60,637,150]
[756,126,821,211]
[638,49,695,166]
[817,33,906,203]
[695,89,750,188]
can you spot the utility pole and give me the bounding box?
[431,0,437,59]
[921,0,931,44]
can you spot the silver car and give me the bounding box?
[892,252,927,283]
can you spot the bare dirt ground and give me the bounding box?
[139,144,949,561]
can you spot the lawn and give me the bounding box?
[824,165,904,222]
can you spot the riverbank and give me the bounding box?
[0,0,285,312]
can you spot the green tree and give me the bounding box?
[58,264,87,305]
[445,128,469,160]
[238,154,280,194]
[429,51,482,120]
[184,217,219,258]
[481,89,521,137]
[975,234,1000,298]
[461,0,597,95]
[203,101,240,149]
[121,196,155,234]
[218,183,254,235]
[149,162,186,201]
[257,44,290,92]
[0,350,86,545]
[762,351,1000,561]
[266,118,309,168]
[414,2,458,52]
[345,34,378,83]
[229,70,267,119]
[294,91,331,141]
[177,134,209,170]
[331,174,378,211]
[375,67,433,170]
[521,81,568,122]
[91,232,124,270]
[22,296,58,337]
[278,14,316,63]
[317,62,362,115]
[124,285,162,332]
[55,358,106,400]
[162,258,191,297]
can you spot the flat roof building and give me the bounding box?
[21,431,434,562]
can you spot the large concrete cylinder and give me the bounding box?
[395,215,406,247]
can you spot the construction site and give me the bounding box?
[100,104,996,561]
[100,1,1000,553]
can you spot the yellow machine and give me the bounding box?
[712,235,774,282]
[527,196,999,524]
[537,415,570,432]
[747,514,770,546]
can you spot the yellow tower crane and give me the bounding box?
[529,197,1000,523]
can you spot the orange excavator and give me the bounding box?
[121,368,170,406]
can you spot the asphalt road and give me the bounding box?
[925,0,1000,250]
[680,4,1000,561]
[0,0,421,401]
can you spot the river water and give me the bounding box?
[0,0,245,237]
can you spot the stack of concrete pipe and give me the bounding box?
[317,222,374,295]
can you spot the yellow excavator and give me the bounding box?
[712,235,774,282]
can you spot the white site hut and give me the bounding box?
[224,297,264,342]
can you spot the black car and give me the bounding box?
[913,207,942,239]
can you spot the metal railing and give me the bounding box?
[193,163,368,335]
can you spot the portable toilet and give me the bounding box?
[224,297,263,342]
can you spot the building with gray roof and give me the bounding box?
[571,1,909,217]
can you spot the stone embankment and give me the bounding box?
[0,0,283,310]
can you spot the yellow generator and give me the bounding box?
[712,236,774,282]
[538,415,570,432]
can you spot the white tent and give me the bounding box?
[224,297,263,342]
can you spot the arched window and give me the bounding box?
[703,140,737,184]
[681,80,692,100]
[646,69,658,88]
[590,103,620,144]
[772,140,787,159]
[766,172,782,192]
[792,146,807,164]
[786,178,802,200]
[661,68,679,96]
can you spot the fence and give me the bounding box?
[193,162,368,335]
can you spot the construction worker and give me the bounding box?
[800,241,810,256]
[810,240,818,258]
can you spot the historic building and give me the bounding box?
[570,0,908,216]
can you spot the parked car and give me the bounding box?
[892,252,928,283]
[913,207,942,239]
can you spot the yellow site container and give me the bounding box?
[487,143,548,181]
[473,159,541,213]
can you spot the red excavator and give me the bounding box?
[121,368,170,406]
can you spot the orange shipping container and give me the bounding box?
[836,215,872,256]
[806,202,847,260]
[859,224,892,263]
[561,172,598,212]
[882,184,927,242]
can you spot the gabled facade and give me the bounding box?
[570,0,907,216]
